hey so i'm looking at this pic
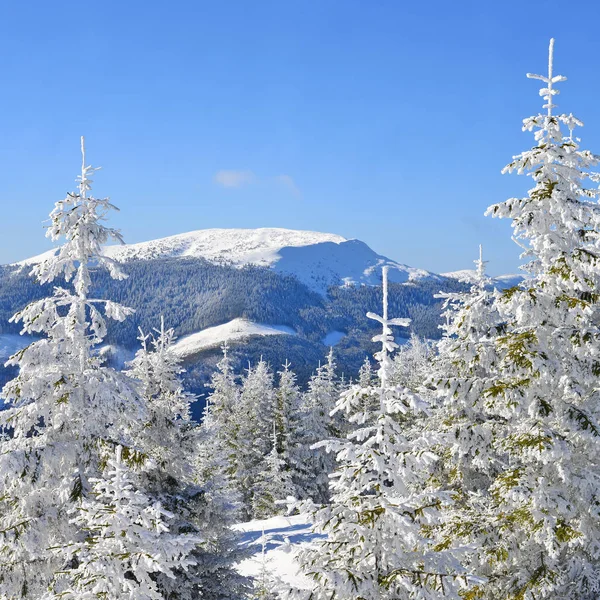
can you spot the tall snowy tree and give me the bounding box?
[273,361,299,464]
[129,317,195,478]
[253,422,295,519]
[0,138,144,598]
[287,267,469,599]
[391,332,438,397]
[200,343,241,487]
[438,40,600,599]
[230,358,276,519]
[128,321,247,599]
[430,246,503,588]
[45,445,200,599]
[292,348,341,504]
[433,245,503,484]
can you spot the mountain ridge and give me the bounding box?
[15,227,439,295]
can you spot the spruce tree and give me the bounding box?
[46,445,200,599]
[200,343,241,487]
[391,332,437,396]
[431,246,503,590]
[293,349,341,504]
[253,423,295,519]
[438,40,600,598]
[128,321,247,599]
[0,138,144,598]
[233,359,276,519]
[288,267,469,599]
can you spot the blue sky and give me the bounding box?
[1,1,600,274]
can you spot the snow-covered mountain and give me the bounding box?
[18,228,439,295]
[442,269,524,289]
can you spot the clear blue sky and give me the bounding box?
[1,0,600,275]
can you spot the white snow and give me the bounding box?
[233,515,319,590]
[171,318,296,358]
[17,228,344,268]
[322,330,345,346]
[97,344,135,369]
[16,228,439,295]
[442,269,524,289]
[493,273,525,288]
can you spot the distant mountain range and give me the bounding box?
[18,227,441,295]
[3,228,523,402]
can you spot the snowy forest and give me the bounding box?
[2,37,600,600]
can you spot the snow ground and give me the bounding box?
[171,318,296,358]
[233,515,321,590]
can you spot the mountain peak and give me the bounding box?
[15,227,439,294]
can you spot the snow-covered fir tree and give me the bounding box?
[253,422,295,519]
[0,138,146,598]
[391,332,438,397]
[128,321,247,599]
[287,267,469,599]
[437,39,600,599]
[358,355,376,388]
[235,359,276,519]
[430,246,503,593]
[292,348,342,504]
[433,245,503,482]
[273,361,299,471]
[271,361,302,501]
[200,343,241,487]
[46,445,200,599]
[129,317,195,478]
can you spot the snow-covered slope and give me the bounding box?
[17,228,438,295]
[442,269,524,289]
[171,318,295,358]
[234,515,318,591]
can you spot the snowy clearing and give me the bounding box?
[234,515,320,590]
[171,318,296,358]
[322,330,346,346]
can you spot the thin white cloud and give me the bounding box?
[274,174,301,197]
[214,169,257,188]
[213,169,301,197]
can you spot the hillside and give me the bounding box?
[17,227,438,295]
[2,228,496,397]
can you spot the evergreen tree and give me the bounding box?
[391,332,437,396]
[46,445,200,599]
[272,361,302,502]
[358,356,375,388]
[430,246,503,595]
[129,317,195,478]
[129,321,248,599]
[288,267,469,599]
[293,348,341,504]
[0,138,145,598]
[200,343,241,487]
[253,423,295,518]
[438,40,600,598]
[433,246,502,491]
[274,361,299,466]
[235,359,276,519]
